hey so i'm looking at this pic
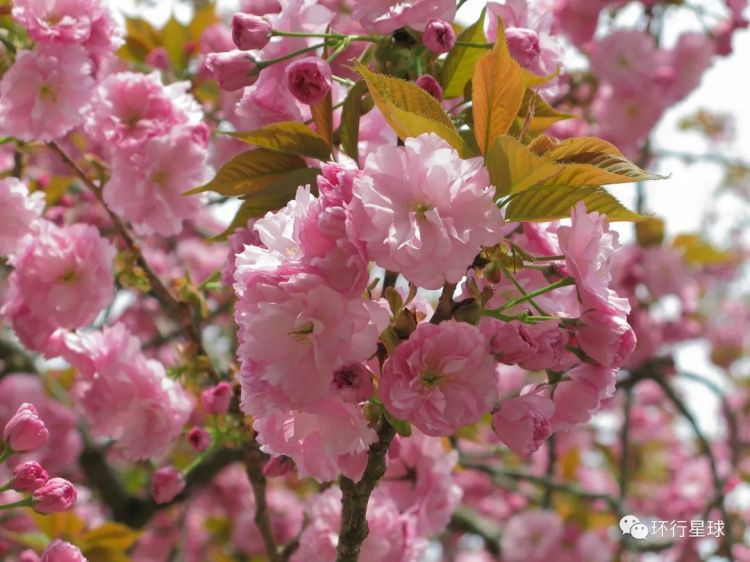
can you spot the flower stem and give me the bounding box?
[259,42,329,69]
[454,41,493,49]
[494,276,575,313]
[0,498,32,511]
[0,448,13,464]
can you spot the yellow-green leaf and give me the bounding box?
[441,10,487,99]
[487,136,561,197]
[186,149,315,197]
[471,23,526,154]
[516,90,576,134]
[188,4,218,42]
[161,15,189,70]
[505,186,644,222]
[80,523,142,552]
[545,137,667,183]
[31,511,86,541]
[227,122,331,160]
[118,17,160,62]
[673,234,735,265]
[355,61,465,154]
[339,80,368,161]
[311,92,334,147]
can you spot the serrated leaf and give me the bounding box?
[471,23,526,154]
[340,81,368,161]
[505,186,644,222]
[227,122,331,160]
[441,10,487,99]
[355,62,466,154]
[80,523,141,551]
[311,92,333,147]
[487,136,562,197]
[516,90,576,134]
[187,149,315,197]
[161,15,189,70]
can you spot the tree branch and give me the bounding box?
[334,421,397,562]
[244,438,281,562]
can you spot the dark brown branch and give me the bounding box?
[430,282,457,324]
[334,421,396,562]
[0,335,37,377]
[244,438,281,562]
[450,506,501,555]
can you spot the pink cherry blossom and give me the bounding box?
[201,382,233,415]
[576,309,636,368]
[501,510,563,561]
[234,271,388,413]
[85,72,203,149]
[558,202,630,315]
[0,178,44,256]
[518,320,576,372]
[0,45,95,141]
[285,56,332,105]
[1,221,115,351]
[104,125,209,237]
[13,0,122,54]
[549,364,617,430]
[479,318,538,364]
[291,488,425,562]
[11,461,50,492]
[423,19,456,54]
[151,466,186,504]
[239,186,369,296]
[551,0,605,47]
[589,31,660,92]
[32,477,77,514]
[232,13,273,51]
[415,74,443,100]
[350,0,456,34]
[253,398,377,482]
[492,393,554,457]
[666,32,716,102]
[349,133,504,289]
[380,321,498,436]
[205,50,259,91]
[3,403,49,452]
[378,430,462,535]
[49,324,191,461]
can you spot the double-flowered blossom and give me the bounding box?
[3,403,49,453]
[0,178,44,256]
[151,466,186,505]
[11,461,50,492]
[40,540,87,562]
[1,221,115,352]
[350,0,456,34]
[380,321,498,436]
[12,0,121,55]
[285,56,332,105]
[491,393,554,457]
[49,324,191,461]
[0,45,95,141]
[349,133,504,289]
[32,477,77,514]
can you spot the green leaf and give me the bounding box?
[505,186,644,222]
[80,522,142,552]
[311,92,334,148]
[673,234,735,265]
[441,10,486,99]
[186,149,315,197]
[545,137,667,183]
[339,80,368,162]
[227,122,331,160]
[516,90,576,134]
[354,62,466,154]
[487,136,561,197]
[161,15,189,71]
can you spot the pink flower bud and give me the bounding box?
[200,382,233,414]
[263,455,295,478]
[423,19,456,54]
[11,461,49,492]
[332,363,373,404]
[187,427,211,452]
[205,50,258,91]
[40,540,85,562]
[32,478,77,514]
[505,27,541,68]
[232,13,272,50]
[19,550,41,562]
[492,394,554,457]
[145,47,170,70]
[3,403,49,452]
[415,74,443,101]
[285,56,332,105]
[151,466,186,505]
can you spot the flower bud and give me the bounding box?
[19,550,40,562]
[205,50,259,91]
[187,427,211,452]
[241,0,282,15]
[32,478,77,514]
[3,403,49,452]
[505,27,541,68]
[40,540,86,562]
[415,74,443,101]
[151,466,186,505]
[145,47,170,70]
[423,19,456,54]
[285,56,332,105]
[11,461,49,492]
[201,382,233,414]
[262,455,295,478]
[232,13,272,50]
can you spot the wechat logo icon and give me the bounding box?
[620,515,649,540]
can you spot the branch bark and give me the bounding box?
[244,438,281,562]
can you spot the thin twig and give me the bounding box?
[245,438,281,562]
